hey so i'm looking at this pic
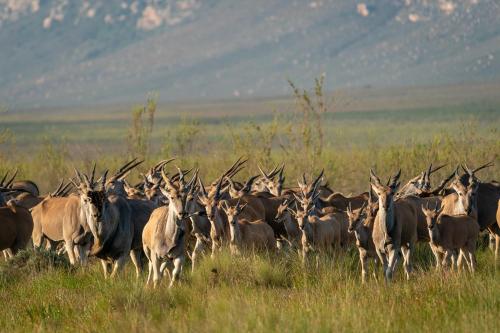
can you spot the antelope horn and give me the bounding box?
[212,157,247,186]
[83,173,92,189]
[427,163,433,177]
[0,171,9,186]
[186,169,199,191]
[119,158,138,173]
[51,179,65,196]
[257,165,271,180]
[225,158,247,179]
[214,175,224,201]
[198,177,208,197]
[472,161,494,174]
[278,164,285,181]
[225,176,237,190]
[171,168,192,182]
[161,168,175,190]
[430,163,447,174]
[392,169,401,185]
[370,168,382,186]
[154,158,176,172]
[242,175,259,193]
[74,168,83,183]
[54,181,73,197]
[90,162,97,185]
[4,169,18,188]
[430,168,457,195]
[308,169,324,197]
[115,159,144,180]
[267,164,281,179]
[462,163,473,176]
[101,170,108,190]
[175,166,185,184]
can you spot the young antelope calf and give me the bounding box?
[422,204,479,272]
[346,202,378,283]
[220,200,276,255]
[291,206,340,263]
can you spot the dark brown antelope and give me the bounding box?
[422,203,479,272]
[0,199,33,257]
[80,170,133,278]
[105,158,158,277]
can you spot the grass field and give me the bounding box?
[0,247,499,332]
[0,83,499,332]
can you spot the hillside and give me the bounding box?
[1,0,499,109]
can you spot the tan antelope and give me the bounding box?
[370,169,417,281]
[31,171,95,265]
[346,198,379,283]
[220,199,276,255]
[196,159,263,258]
[422,204,479,272]
[0,199,33,257]
[142,168,197,288]
[395,163,448,199]
[198,176,262,258]
[289,203,340,264]
[256,164,285,196]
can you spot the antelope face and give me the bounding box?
[145,184,163,205]
[421,205,439,229]
[263,178,283,197]
[162,187,188,220]
[297,195,316,213]
[81,190,108,241]
[370,169,400,211]
[452,179,479,215]
[371,184,397,211]
[223,206,238,225]
[295,210,309,231]
[274,203,288,223]
[347,208,364,233]
[199,195,219,226]
[105,178,126,196]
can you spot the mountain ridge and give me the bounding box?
[1,0,499,109]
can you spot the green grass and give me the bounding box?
[0,247,499,332]
[0,89,499,332]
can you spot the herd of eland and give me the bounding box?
[0,158,498,287]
